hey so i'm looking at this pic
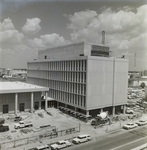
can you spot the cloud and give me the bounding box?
[28,33,68,50]
[0,18,24,44]
[67,5,147,51]
[22,18,41,34]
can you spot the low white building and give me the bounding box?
[0,82,49,115]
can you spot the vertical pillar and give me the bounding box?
[112,106,115,117]
[123,105,126,114]
[15,93,18,115]
[75,107,77,118]
[45,92,48,111]
[86,110,89,122]
[31,92,34,113]
[86,110,89,116]
[100,108,103,113]
[57,101,59,108]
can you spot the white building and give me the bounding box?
[27,42,128,117]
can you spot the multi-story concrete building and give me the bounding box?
[27,42,128,117]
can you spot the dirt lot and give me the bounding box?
[0,107,146,150]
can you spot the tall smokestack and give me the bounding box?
[102,31,105,45]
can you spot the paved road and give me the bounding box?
[67,126,147,150]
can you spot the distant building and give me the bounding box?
[27,41,128,117]
[128,76,147,87]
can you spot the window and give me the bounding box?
[19,103,25,112]
[3,105,9,114]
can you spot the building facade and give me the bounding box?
[27,42,128,117]
[0,82,49,115]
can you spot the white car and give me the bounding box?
[123,123,138,130]
[72,134,91,144]
[136,120,147,126]
[50,140,72,150]
[125,108,134,114]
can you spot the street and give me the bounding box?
[67,126,147,150]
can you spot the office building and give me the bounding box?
[27,42,128,117]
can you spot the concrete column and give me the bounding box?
[123,105,126,114]
[15,93,18,115]
[31,92,34,113]
[100,108,103,113]
[86,110,89,122]
[75,107,77,117]
[112,106,115,117]
[45,92,48,111]
[57,101,59,108]
[86,110,89,116]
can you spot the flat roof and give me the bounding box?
[0,82,49,94]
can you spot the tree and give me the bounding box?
[140,82,145,88]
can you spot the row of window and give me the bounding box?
[47,71,86,83]
[28,60,87,72]
[48,80,86,95]
[49,89,86,107]
[47,60,87,71]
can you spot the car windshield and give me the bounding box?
[139,120,145,122]
[57,142,64,145]
[127,123,133,125]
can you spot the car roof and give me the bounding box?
[36,145,49,148]
[78,134,90,137]
[58,140,66,143]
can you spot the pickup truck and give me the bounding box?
[50,140,72,150]
[0,124,9,132]
[14,121,33,129]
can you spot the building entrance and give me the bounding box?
[41,101,45,109]
[34,102,39,110]
[48,101,54,108]
[19,103,25,111]
[3,105,9,114]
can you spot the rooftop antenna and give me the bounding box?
[102,31,105,45]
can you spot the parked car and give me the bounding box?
[125,108,134,114]
[0,118,5,124]
[136,120,147,126]
[72,134,91,144]
[50,140,72,150]
[14,116,22,122]
[0,124,9,132]
[34,144,50,150]
[122,123,138,130]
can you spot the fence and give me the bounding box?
[0,126,80,150]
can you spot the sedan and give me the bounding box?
[136,120,147,126]
[122,123,138,130]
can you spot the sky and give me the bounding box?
[0,0,147,71]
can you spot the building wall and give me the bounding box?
[28,59,87,110]
[38,42,85,60]
[86,57,128,110]
[27,56,128,112]
[113,58,128,105]
[0,92,42,114]
[0,93,15,114]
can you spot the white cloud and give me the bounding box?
[22,18,41,34]
[0,18,24,44]
[67,5,147,51]
[28,33,68,50]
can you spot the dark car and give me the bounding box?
[14,116,22,122]
[0,118,5,124]
[0,125,9,132]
